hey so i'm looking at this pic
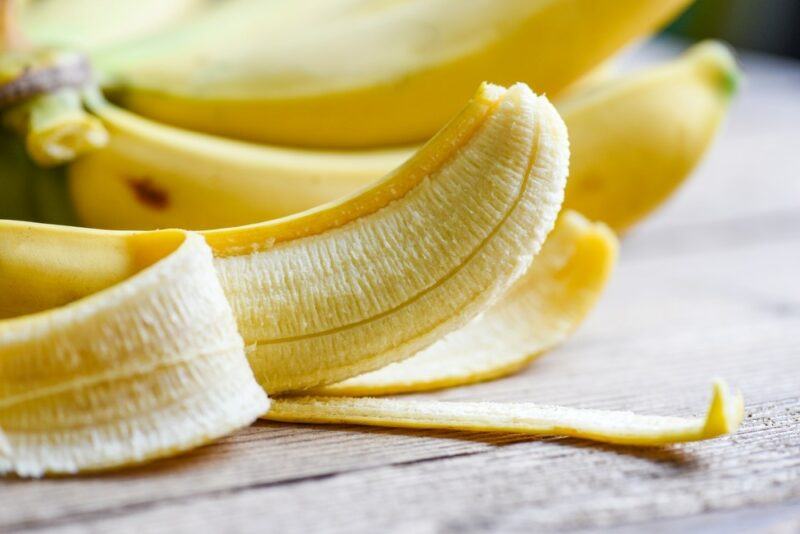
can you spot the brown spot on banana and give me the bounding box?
[127,176,170,210]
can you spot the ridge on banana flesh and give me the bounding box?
[268,380,744,447]
[69,41,739,233]
[97,0,693,147]
[21,0,211,51]
[314,211,617,396]
[6,82,571,394]
[0,228,268,476]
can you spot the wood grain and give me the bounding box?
[3,39,800,533]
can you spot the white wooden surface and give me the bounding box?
[3,40,800,533]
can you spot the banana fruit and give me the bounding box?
[315,211,618,396]
[69,41,739,233]
[561,41,739,231]
[97,0,693,147]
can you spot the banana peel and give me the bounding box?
[0,230,268,476]
[268,380,744,447]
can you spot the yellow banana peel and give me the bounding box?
[0,230,268,476]
[98,0,693,147]
[268,380,744,447]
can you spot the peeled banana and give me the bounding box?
[315,211,618,396]
[69,41,739,233]
[5,82,571,394]
[97,0,693,147]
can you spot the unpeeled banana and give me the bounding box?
[68,41,739,233]
[96,0,693,147]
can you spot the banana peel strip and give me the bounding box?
[267,380,744,447]
[315,211,617,396]
[0,232,269,477]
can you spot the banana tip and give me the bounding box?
[703,378,745,438]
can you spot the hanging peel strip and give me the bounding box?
[0,83,742,476]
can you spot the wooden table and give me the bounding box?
[4,40,800,533]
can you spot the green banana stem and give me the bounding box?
[3,87,108,166]
[0,129,77,224]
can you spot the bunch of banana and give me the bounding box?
[0,0,745,476]
[67,40,739,232]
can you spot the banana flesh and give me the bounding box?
[268,380,744,447]
[99,0,693,147]
[68,41,739,233]
[0,230,268,476]
[210,83,569,392]
[314,211,617,396]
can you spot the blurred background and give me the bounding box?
[667,0,800,58]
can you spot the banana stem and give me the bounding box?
[3,87,108,166]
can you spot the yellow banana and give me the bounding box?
[314,211,618,396]
[70,41,739,233]
[7,82,571,395]
[560,41,739,231]
[97,0,693,146]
